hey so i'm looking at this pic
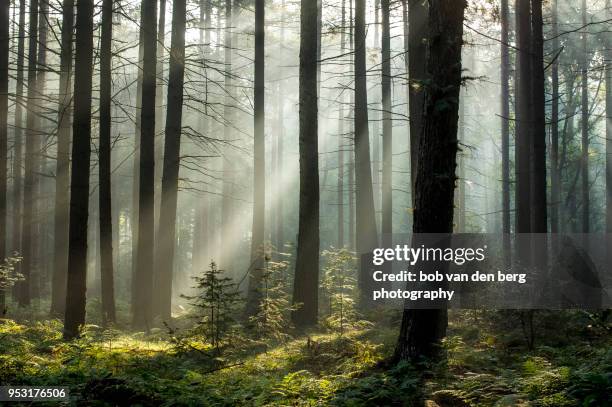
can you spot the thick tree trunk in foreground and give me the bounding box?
[99,0,116,324]
[354,0,378,307]
[64,0,94,340]
[132,0,157,331]
[51,0,74,317]
[245,0,266,319]
[292,0,319,328]
[0,0,8,312]
[155,0,186,321]
[394,0,466,361]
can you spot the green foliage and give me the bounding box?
[182,261,242,352]
[321,248,359,336]
[249,251,295,342]
[0,253,23,291]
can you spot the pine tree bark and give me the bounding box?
[19,0,40,306]
[0,0,8,312]
[515,0,532,265]
[381,0,392,243]
[337,0,346,248]
[64,0,94,340]
[51,0,74,317]
[155,0,186,321]
[245,0,266,318]
[11,0,25,303]
[394,0,466,361]
[221,0,233,270]
[292,0,319,327]
[408,0,428,198]
[354,0,378,307]
[132,0,157,330]
[99,0,116,324]
[276,0,285,252]
[606,0,611,237]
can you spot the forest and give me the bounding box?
[0,0,611,405]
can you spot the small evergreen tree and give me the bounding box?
[249,246,295,342]
[0,254,22,314]
[321,249,358,336]
[183,261,241,352]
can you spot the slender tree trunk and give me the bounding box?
[19,0,40,306]
[354,0,378,307]
[132,0,157,330]
[408,0,428,198]
[348,0,355,251]
[221,0,233,269]
[276,0,285,252]
[11,0,25,303]
[337,0,346,248]
[245,0,265,318]
[381,0,391,243]
[515,0,532,265]
[394,0,466,361]
[500,0,511,264]
[99,0,116,324]
[154,0,166,243]
[550,0,560,235]
[581,0,589,233]
[51,0,74,317]
[64,0,94,340]
[606,0,611,238]
[155,0,186,321]
[292,0,319,328]
[372,0,380,224]
[0,0,8,312]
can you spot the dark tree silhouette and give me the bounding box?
[500,0,511,263]
[394,0,466,361]
[132,0,157,330]
[581,0,589,233]
[156,0,187,321]
[64,0,95,340]
[51,0,74,317]
[0,0,8,312]
[292,0,319,328]
[381,0,392,247]
[99,0,116,324]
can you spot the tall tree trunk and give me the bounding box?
[337,0,346,248]
[221,0,233,269]
[11,0,25,304]
[0,0,8,312]
[515,0,532,265]
[530,0,547,275]
[132,0,157,330]
[154,0,166,235]
[63,0,94,340]
[354,0,378,307]
[292,0,319,328]
[245,0,265,318]
[348,0,355,251]
[381,0,391,243]
[500,0,511,263]
[19,0,40,306]
[550,0,560,235]
[155,0,186,321]
[394,0,466,361]
[580,0,589,233]
[51,0,74,317]
[408,0,428,198]
[276,0,285,252]
[606,0,611,238]
[99,0,116,324]
[372,0,380,224]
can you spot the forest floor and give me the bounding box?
[0,309,610,406]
